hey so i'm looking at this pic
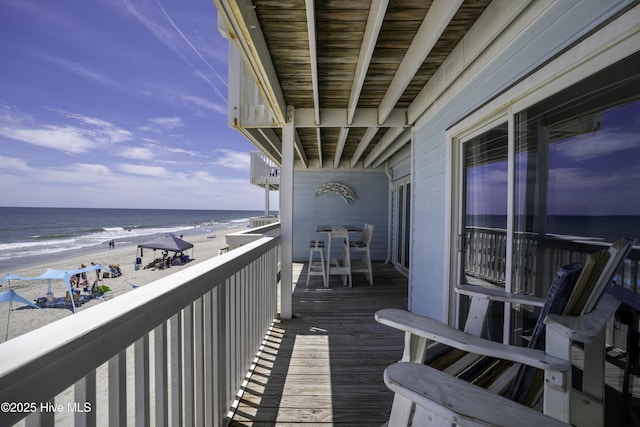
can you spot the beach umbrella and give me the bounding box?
[0,264,110,314]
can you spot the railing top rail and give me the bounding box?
[230,222,281,236]
[0,235,280,407]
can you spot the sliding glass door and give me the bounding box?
[455,51,640,346]
[395,178,411,274]
[458,122,509,341]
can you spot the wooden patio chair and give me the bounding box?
[376,237,635,426]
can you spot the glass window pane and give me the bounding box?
[512,51,640,345]
[462,123,509,288]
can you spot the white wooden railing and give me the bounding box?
[463,227,640,350]
[226,222,281,250]
[249,152,279,188]
[0,235,280,427]
[249,216,279,228]
[464,227,640,293]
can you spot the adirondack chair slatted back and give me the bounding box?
[507,262,583,403]
[378,237,636,426]
[574,237,635,315]
[423,263,583,393]
[424,237,635,405]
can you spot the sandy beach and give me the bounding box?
[0,227,245,343]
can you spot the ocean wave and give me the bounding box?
[230,218,250,223]
[0,221,246,265]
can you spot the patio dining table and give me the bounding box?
[316,225,362,286]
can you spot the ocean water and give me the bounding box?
[0,207,267,272]
[466,214,640,243]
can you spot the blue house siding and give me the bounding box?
[293,169,389,263]
[409,0,632,320]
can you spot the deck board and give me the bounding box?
[229,262,408,425]
[230,262,639,425]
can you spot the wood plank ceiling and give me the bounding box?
[216,0,492,169]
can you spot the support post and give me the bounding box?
[280,106,294,319]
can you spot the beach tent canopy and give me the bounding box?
[138,234,193,253]
[0,289,40,310]
[0,263,109,314]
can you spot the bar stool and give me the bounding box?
[328,230,352,287]
[306,240,327,287]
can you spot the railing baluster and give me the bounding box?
[108,351,127,427]
[182,304,194,426]
[202,290,214,427]
[169,312,182,427]
[193,297,204,427]
[134,334,150,427]
[74,370,96,427]
[154,322,168,427]
[217,280,228,423]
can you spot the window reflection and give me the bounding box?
[511,52,640,344]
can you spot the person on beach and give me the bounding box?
[91,262,101,282]
[80,264,89,287]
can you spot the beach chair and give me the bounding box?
[376,237,635,426]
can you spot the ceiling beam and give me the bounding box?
[378,0,463,123]
[347,0,389,125]
[334,127,350,168]
[294,130,308,169]
[295,108,407,128]
[316,128,323,168]
[305,0,321,126]
[363,127,406,168]
[372,128,412,168]
[350,126,379,168]
[242,128,282,166]
[215,0,287,124]
[257,128,283,158]
[408,0,532,124]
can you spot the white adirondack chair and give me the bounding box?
[376,237,635,427]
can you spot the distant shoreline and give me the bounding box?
[0,225,245,343]
[0,225,231,273]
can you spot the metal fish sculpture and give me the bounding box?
[314,182,356,204]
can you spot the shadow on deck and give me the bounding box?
[230,262,408,425]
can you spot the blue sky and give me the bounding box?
[0,0,276,210]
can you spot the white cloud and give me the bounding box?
[554,131,638,161]
[119,146,156,160]
[0,155,30,171]
[0,125,97,153]
[166,147,198,157]
[212,149,250,169]
[0,155,269,210]
[73,163,111,176]
[118,163,170,177]
[0,108,133,154]
[140,116,184,132]
[181,95,227,115]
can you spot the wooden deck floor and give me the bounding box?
[229,262,409,426]
[229,262,639,426]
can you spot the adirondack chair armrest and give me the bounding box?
[384,362,572,427]
[375,308,571,372]
[456,284,547,307]
[544,292,621,343]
